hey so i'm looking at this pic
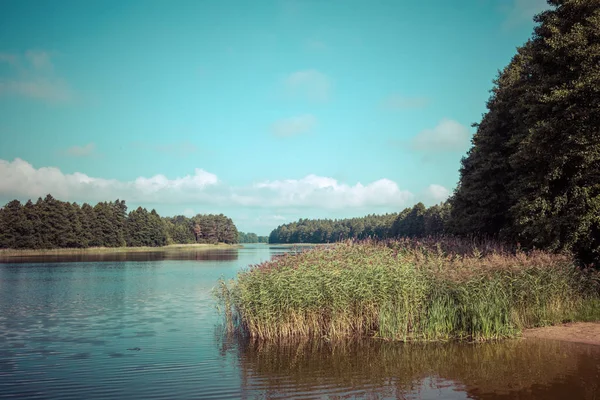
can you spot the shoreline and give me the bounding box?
[522,322,600,346]
[0,243,241,257]
[267,243,330,247]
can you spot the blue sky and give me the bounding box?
[0,0,550,234]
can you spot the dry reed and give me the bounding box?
[215,239,600,342]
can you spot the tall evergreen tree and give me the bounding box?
[450,0,600,264]
[0,196,239,249]
[78,203,95,248]
[126,207,149,247]
[509,0,600,263]
[148,209,168,246]
[0,200,25,248]
[449,44,534,238]
[60,202,83,248]
[20,200,40,249]
[93,202,119,247]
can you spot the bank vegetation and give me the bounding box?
[216,239,600,342]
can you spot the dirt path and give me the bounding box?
[523,322,600,345]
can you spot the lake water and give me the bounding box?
[1,244,599,399]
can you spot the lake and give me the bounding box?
[1,244,599,399]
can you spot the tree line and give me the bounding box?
[238,232,269,244]
[269,212,396,244]
[267,203,452,244]
[0,194,238,249]
[448,0,600,265]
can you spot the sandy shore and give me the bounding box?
[0,243,240,257]
[523,322,600,346]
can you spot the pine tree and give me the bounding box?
[450,0,600,264]
[0,196,240,250]
[0,200,25,248]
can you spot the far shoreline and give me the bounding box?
[0,243,241,257]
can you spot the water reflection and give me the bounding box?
[0,249,239,264]
[225,334,600,399]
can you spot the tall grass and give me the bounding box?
[215,239,600,342]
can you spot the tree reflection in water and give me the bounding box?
[217,330,600,399]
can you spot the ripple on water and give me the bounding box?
[63,353,91,360]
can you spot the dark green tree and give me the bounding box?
[238,232,260,243]
[449,44,534,238]
[126,207,150,247]
[0,200,26,248]
[148,209,167,246]
[391,203,426,238]
[0,196,239,249]
[450,0,600,264]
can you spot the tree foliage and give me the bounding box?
[450,0,600,264]
[238,232,268,243]
[0,195,239,249]
[268,204,450,244]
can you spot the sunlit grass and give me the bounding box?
[0,243,238,256]
[215,239,600,342]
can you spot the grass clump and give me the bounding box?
[215,239,600,342]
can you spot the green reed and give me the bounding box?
[215,240,600,341]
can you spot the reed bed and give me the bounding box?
[215,239,600,342]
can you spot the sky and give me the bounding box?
[0,0,551,235]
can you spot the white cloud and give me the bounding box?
[0,158,220,204]
[0,158,450,215]
[423,184,450,204]
[382,93,429,110]
[410,119,471,152]
[271,114,317,137]
[284,69,331,102]
[66,143,95,157]
[0,50,73,103]
[183,208,195,217]
[133,170,218,193]
[249,175,414,209]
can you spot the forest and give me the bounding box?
[238,232,269,244]
[268,204,449,244]
[0,194,238,249]
[448,0,600,265]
